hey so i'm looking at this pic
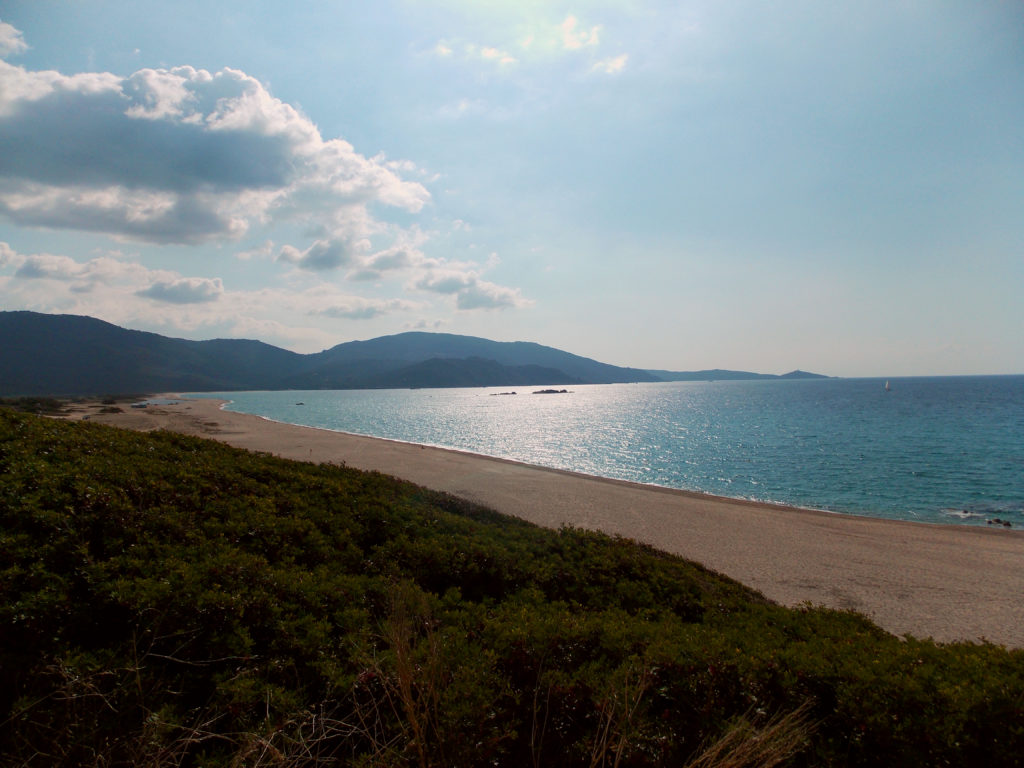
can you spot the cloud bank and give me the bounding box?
[137,277,224,304]
[0,241,434,349]
[0,59,428,245]
[0,22,530,348]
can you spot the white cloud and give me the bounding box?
[414,269,473,295]
[14,252,82,280]
[433,14,609,71]
[432,40,518,68]
[0,240,23,268]
[0,59,428,244]
[480,46,518,66]
[236,239,275,261]
[0,26,534,343]
[456,279,529,310]
[366,247,418,271]
[2,242,194,291]
[313,296,415,320]
[137,276,224,304]
[0,243,232,323]
[561,16,601,51]
[0,243,420,346]
[0,22,28,58]
[413,268,531,311]
[347,245,431,281]
[278,237,369,271]
[593,54,629,75]
[0,248,151,294]
[1,240,528,355]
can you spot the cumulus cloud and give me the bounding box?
[14,252,82,280]
[0,55,428,244]
[414,269,473,295]
[0,242,415,344]
[0,24,533,340]
[0,241,234,322]
[137,276,224,304]
[0,184,248,244]
[283,224,435,279]
[455,280,528,310]
[348,245,425,280]
[414,268,530,311]
[0,21,28,58]
[278,238,368,271]
[1,247,144,293]
[0,241,22,268]
[0,242,214,295]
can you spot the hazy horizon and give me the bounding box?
[1,2,1022,378]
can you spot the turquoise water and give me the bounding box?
[186,376,1024,527]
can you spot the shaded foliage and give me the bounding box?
[0,396,69,415]
[1,410,1022,766]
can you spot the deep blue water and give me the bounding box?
[185,376,1024,527]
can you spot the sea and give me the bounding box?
[185,376,1024,528]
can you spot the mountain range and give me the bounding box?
[0,311,827,396]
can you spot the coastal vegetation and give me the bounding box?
[1,408,1021,766]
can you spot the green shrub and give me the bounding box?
[1,409,1021,766]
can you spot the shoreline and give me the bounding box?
[220,398,845,516]
[64,395,1024,648]
[204,396,1010,531]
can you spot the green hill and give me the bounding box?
[1,408,1021,766]
[0,311,304,395]
[0,312,658,395]
[0,311,828,396]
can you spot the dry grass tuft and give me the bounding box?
[685,702,816,768]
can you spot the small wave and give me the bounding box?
[942,506,1022,528]
[942,508,988,520]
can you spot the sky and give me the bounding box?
[0,1,1022,377]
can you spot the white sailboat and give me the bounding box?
[884,380,891,392]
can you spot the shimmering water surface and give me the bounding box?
[187,376,1024,526]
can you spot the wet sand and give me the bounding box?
[68,396,1024,648]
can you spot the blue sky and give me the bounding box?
[1,1,1021,376]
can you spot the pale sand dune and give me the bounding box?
[74,396,1024,648]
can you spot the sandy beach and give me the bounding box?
[67,396,1024,648]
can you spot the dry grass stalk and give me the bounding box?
[685,702,816,768]
[588,662,651,768]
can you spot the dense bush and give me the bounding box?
[0,396,69,415]
[1,409,1022,766]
